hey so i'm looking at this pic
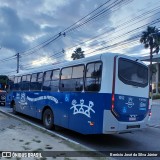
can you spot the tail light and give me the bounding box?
[111,94,115,110]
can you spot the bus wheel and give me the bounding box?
[43,109,54,130]
[13,104,17,115]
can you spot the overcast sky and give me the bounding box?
[0,0,160,75]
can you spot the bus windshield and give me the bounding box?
[118,58,148,87]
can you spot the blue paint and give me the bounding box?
[8,91,148,134]
[113,94,149,122]
[122,107,127,113]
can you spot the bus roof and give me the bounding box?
[9,52,145,77]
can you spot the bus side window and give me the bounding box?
[21,75,31,91]
[60,67,72,91]
[50,69,60,91]
[60,65,84,92]
[42,70,52,91]
[30,73,38,90]
[72,65,84,91]
[37,72,43,90]
[21,75,27,90]
[85,62,102,92]
[14,76,21,90]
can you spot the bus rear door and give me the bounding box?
[112,56,149,124]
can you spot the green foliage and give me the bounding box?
[151,65,157,74]
[152,94,160,100]
[0,75,8,84]
[140,26,160,54]
[0,75,8,90]
[71,47,85,60]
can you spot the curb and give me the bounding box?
[0,109,107,158]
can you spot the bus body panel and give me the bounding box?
[100,54,149,133]
[13,91,112,134]
[103,110,149,134]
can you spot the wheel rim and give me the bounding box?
[45,113,51,126]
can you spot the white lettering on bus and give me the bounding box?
[27,96,58,104]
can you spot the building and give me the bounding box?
[140,54,160,94]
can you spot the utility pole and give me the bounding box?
[16,53,20,73]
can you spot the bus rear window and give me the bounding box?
[118,58,148,87]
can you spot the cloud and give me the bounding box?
[0,0,159,75]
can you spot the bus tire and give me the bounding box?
[11,101,17,115]
[13,104,17,115]
[43,109,54,130]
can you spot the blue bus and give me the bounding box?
[8,53,149,134]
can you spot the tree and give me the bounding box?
[140,26,160,97]
[71,47,85,60]
[0,75,8,90]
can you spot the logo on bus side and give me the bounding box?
[70,99,95,118]
[18,92,28,110]
[125,97,134,108]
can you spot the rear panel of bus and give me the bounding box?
[102,55,149,134]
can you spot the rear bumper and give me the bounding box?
[103,110,149,134]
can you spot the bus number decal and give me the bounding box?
[70,99,95,118]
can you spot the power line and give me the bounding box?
[19,0,116,56]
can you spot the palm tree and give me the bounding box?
[140,26,160,97]
[71,47,85,60]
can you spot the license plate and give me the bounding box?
[129,117,136,121]
[127,125,140,129]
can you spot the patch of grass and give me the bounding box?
[45,146,53,150]
[35,148,43,151]
[64,158,74,160]
[22,146,31,150]
[24,142,30,145]
[58,140,64,143]
[38,158,47,160]
[19,139,24,142]
[8,125,16,129]
[32,138,41,143]
[152,94,160,99]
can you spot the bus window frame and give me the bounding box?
[60,64,85,92]
[30,72,43,91]
[42,70,53,91]
[118,58,148,88]
[14,76,22,91]
[21,74,31,91]
[84,61,103,92]
[50,69,60,92]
